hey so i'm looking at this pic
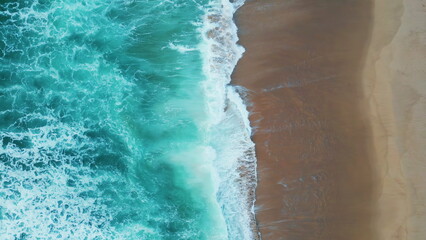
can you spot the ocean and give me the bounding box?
[0,0,257,239]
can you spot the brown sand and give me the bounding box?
[232,0,426,239]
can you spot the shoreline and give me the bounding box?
[233,0,426,239]
[202,1,260,238]
[233,1,375,239]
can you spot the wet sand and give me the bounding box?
[233,0,426,239]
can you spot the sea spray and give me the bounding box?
[0,0,258,239]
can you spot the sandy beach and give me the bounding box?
[233,0,426,239]
[363,0,426,239]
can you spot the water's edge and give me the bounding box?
[200,0,260,239]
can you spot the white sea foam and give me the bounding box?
[0,115,156,239]
[0,119,112,239]
[199,0,259,239]
[168,42,198,53]
[0,2,148,238]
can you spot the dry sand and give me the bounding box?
[363,0,426,239]
[232,0,426,239]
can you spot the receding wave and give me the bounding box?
[200,0,259,239]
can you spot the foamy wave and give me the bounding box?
[168,42,198,53]
[0,114,159,239]
[199,0,260,239]
[0,119,113,239]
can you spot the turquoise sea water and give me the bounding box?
[0,0,257,239]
